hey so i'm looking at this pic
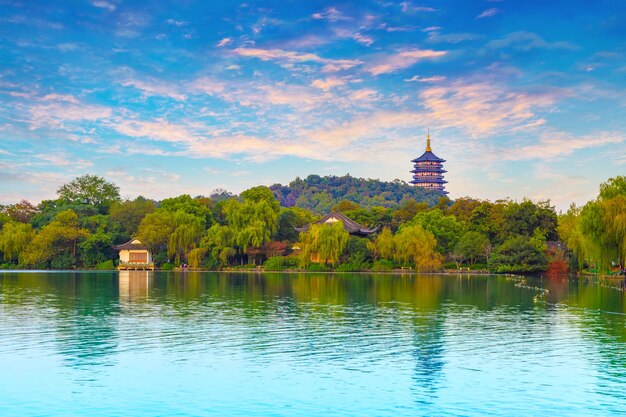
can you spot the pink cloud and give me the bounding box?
[368,49,447,75]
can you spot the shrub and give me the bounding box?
[306,263,330,272]
[264,256,298,271]
[95,260,115,270]
[161,262,175,271]
[372,259,394,271]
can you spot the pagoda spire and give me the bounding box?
[425,128,432,152]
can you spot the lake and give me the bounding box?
[1,271,626,416]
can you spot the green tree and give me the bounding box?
[137,210,177,254]
[412,209,465,254]
[368,227,395,261]
[160,194,213,226]
[487,236,548,274]
[0,222,35,263]
[275,207,316,242]
[4,200,38,223]
[21,210,89,268]
[57,175,121,211]
[167,211,205,264]
[110,197,156,238]
[393,224,441,271]
[300,221,350,266]
[454,231,491,266]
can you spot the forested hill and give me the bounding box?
[270,174,443,213]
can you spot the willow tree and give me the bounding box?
[167,211,205,264]
[0,222,34,263]
[300,221,350,266]
[223,186,280,261]
[368,227,395,261]
[21,210,89,267]
[393,224,441,271]
[201,224,236,267]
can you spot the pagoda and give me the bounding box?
[410,130,448,194]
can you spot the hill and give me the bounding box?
[270,174,444,213]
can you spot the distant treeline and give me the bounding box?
[270,174,442,213]
[0,174,624,274]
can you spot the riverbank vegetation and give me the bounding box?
[0,174,624,274]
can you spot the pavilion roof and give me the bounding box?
[295,212,379,236]
[114,238,149,251]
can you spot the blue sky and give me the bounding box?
[0,0,624,210]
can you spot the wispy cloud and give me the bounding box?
[90,0,116,12]
[404,75,446,82]
[312,7,350,22]
[503,131,626,161]
[418,80,561,134]
[311,77,346,91]
[476,8,499,19]
[368,49,447,75]
[120,78,187,101]
[232,47,362,72]
[487,31,578,51]
[216,37,232,47]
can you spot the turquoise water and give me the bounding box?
[1,271,626,416]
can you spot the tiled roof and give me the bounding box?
[295,212,379,236]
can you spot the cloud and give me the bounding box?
[90,0,116,12]
[311,77,345,91]
[166,19,188,27]
[231,47,362,72]
[113,119,196,144]
[42,94,80,103]
[312,7,349,22]
[487,31,578,51]
[476,8,499,19]
[28,101,112,130]
[404,75,446,82]
[120,78,187,101]
[400,2,437,13]
[35,153,93,170]
[503,131,626,161]
[216,37,232,47]
[368,49,447,75]
[352,33,374,46]
[418,80,561,134]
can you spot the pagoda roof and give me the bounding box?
[114,238,149,251]
[411,151,445,163]
[295,211,379,236]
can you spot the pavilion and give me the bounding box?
[295,211,379,237]
[114,238,154,271]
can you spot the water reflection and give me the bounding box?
[118,270,153,302]
[1,272,626,416]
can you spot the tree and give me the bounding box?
[223,186,280,257]
[78,215,122,267]
[110,197,156,238]
[454,231,491,266]
[393,224,441,271]
[0,222,34,263]
[412,209,465,254]
[487,236,548,274]
[4,200,38,223]
[201,224,236,267]
[503,200,558,240]
[57,175,120,211]
[275,207,316,242]
[160,194,213,226]
[300,221,350,266]
[167,211,205,264]
[137,210,176,254]
[21,210,89,268]
[332,200,361,212]
[368,227,395,261]
[447,198,481,223]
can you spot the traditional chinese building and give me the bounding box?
[114,238,154,270]
[410,130,448,194]
[295,212,379,237]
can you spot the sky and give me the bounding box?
[0,0,625,210]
